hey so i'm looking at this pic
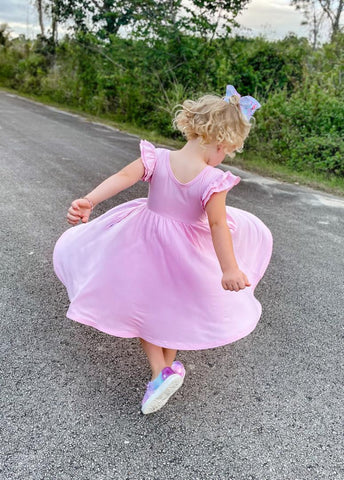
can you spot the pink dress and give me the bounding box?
[53,140,273,350]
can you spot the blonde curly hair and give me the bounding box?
[173,93,252,157]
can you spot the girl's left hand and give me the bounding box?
[67,198,92,225]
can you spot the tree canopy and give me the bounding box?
[52,0,251,39]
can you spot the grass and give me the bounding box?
[228,152,344,196]
[2,85,343,197]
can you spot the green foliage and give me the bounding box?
[247,34,344,176]
[0,30,343,177]
[213,34,311,98]
[53,0,250,40]
[0,23,11,46]
[248,86,344,176]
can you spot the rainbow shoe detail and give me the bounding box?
[171,361,186,378]
[141,366,184,415]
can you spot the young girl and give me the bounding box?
[53,85,273,415]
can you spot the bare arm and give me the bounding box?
[67,158,145,225]
[85,157,145,207]
[205,191,251,291]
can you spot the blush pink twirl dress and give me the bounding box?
[53,140,273,350]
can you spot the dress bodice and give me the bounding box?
[140,140,241,226]
[148,148,211,224]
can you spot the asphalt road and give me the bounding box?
[1,91,343,480]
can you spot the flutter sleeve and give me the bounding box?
[201,170,241,209]
[140,139,157,182]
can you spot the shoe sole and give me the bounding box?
[141,374,184,415]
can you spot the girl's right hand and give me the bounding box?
[67,198,92,225]
[221,267,251,292]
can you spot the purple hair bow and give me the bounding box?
[224,85,261,120]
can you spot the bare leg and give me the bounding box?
[140,338,167,380]
[163,348,177,367]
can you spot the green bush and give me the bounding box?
[0,31,343,177]
[247,40,344,176]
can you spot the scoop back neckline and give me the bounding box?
[167,150,211,186]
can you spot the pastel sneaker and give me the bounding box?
[141,366,184,415]
[171,361,186,378]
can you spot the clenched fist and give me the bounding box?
[222,267,251,292]
[67,198,93,225]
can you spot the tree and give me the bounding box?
[36,0,45,36]
[53,0,251,40]
[0,23,11,46]
[291,0,343,42]
[33,0,59,41]
[291,1,325,47]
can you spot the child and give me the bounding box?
[53,85,273,415]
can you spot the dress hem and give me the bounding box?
[66,312,259,351]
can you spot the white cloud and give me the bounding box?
[236,0,308,39]
[0,0,38,37]
[0,0,35,24]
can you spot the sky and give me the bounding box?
[0,0,311,41]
